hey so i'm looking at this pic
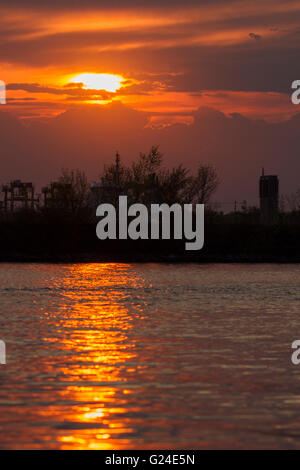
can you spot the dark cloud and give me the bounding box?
[7,83,112,99]
[0,103,299,205]
[6,80,166,99]
[0,0,241,9]
[6,97,37,101]
[120,45,300,93]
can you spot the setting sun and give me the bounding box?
[71,73,124,93]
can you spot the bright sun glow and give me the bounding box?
[71,73,124,92]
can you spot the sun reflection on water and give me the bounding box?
[39,263,142,449]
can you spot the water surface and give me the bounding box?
[0,263,299,449]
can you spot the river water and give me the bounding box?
[0,263,299,449]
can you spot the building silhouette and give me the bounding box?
[259,169,279,224]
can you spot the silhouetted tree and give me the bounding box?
[285,189,300,212]
[100,146,219,206]
[54,169,89,213]
[183,165,219,205]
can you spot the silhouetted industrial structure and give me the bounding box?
[90,151,122,205]
[115,151,120,187]
[259,169,279,224]
[1,180,39,212]
[42,182,72,208]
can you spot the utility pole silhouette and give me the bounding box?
[115,151,120,187]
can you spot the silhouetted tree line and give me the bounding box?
[0,146,300,262]
[101,146,219,206]
[33,146,219,216]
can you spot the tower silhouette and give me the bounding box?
[259,168,279,224]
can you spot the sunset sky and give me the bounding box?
[1,0,300,204]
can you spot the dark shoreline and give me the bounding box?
[1,216,300,264]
